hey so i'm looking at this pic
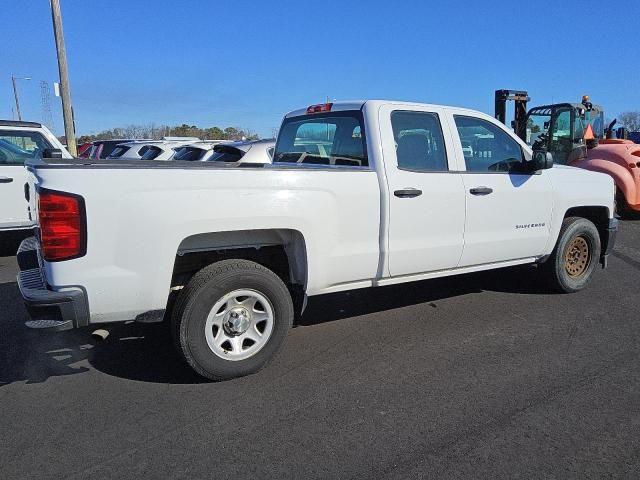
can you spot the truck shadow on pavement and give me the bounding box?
[0,265,550,386]
[0,280,205,386]
[298,264,549,327]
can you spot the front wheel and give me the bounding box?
[172,259,294,381]
[543,217,601,293]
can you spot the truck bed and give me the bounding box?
[26,158,382,323]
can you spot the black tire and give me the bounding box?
[172,259,293,381]
[543,217,601,293]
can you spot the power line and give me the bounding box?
[40,80,56,134]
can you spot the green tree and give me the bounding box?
[527,118,541,133]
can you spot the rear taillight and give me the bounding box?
[306,103,333,114]
[38,189,86,261]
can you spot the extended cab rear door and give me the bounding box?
[0,129,41,230]
[446,111,553,266]
[379,104,466,276]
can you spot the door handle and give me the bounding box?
[0,176,14,184]
[469,186,493,196]
[394,188,422,198]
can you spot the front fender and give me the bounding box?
[571,158,638,208]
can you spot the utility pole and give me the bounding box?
[50,0,77,155]
[11,75,31,121]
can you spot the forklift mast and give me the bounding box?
[495,89,529,141]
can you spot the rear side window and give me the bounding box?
[454,116,524,172]
[274,111,367,167]
[0,130,53,165]
[140,146,163,160]
[209,146,244,163]
[173,147,206,161]
[391,111,448,171]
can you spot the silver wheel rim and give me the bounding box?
[204,289,274,361]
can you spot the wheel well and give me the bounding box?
[170,229,307,291]
[564,206,610,251]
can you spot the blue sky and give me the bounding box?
[1,0,638,138]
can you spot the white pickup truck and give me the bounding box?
[18,100,618,380]
[0,120,72,232]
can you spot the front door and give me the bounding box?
[450,114,553,267]
[381,105,466,277]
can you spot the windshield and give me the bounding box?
[526,113,550,146]
[173,147,206,161]
[274,111,368,167]
[209,146,244,163]
[108,145,130,158]
[140,146,162,160]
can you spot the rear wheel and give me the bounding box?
[543,217,600,293]
[172,259,294,380]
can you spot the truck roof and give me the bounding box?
[285,101,366,118]
[0,120,42,128]
[283,100,490,119]
[528,103,604,114]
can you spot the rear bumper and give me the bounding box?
[17,237,89,331]
[600,217,618,268]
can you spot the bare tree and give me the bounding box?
[74,123,261,143]
[619,111,640,132]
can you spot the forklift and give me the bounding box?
[494,89,640,215]
[494,89,620,164]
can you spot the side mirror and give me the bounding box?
[530,150,553,171]
[42,148,63,159]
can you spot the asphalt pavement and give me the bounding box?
[1,224,639,479]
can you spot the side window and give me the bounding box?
[454,116,524,172]
[0,130,52,165]
[391,111,448,172]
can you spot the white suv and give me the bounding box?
[168,140,229,161]
[107,137,201,161]
[0,120,72,231]
[173,139,275,164]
